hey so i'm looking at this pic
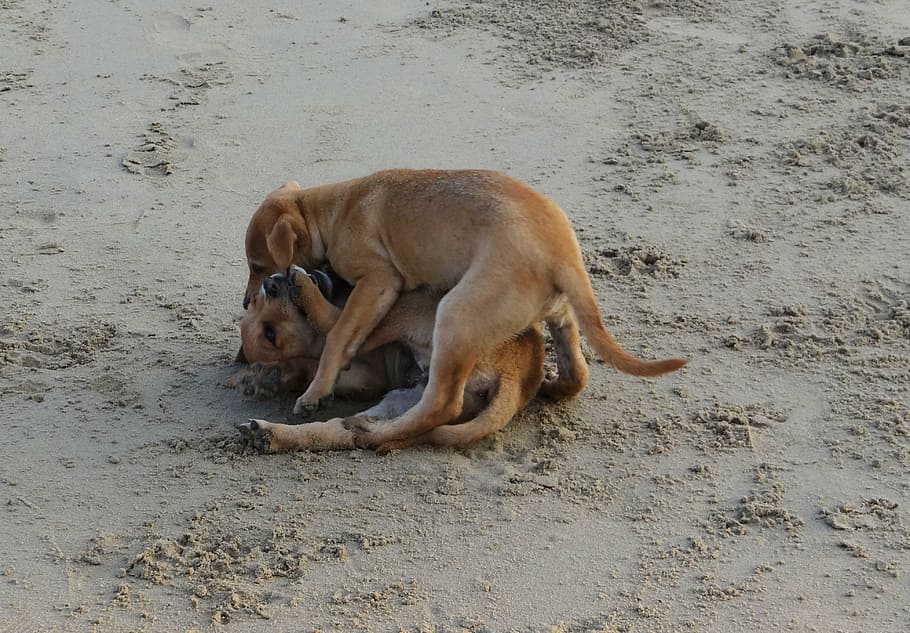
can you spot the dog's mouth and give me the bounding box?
[261,266,334,302]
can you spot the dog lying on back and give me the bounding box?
[233,267,557,452]
[243,170,686,452]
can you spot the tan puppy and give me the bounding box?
[244,169,686,451]
[234,267,549,452]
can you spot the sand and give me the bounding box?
[1,0,909,631]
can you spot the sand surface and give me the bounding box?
[2,1,909,631]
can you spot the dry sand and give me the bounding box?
[2,0,909,631]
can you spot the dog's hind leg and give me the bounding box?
[350,273,545,450]
[539,306,589,401]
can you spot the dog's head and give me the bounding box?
[244,181,317,309]
[237,268,333,366]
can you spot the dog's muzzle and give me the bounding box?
[260,267,333,302]
[263,274,286,298]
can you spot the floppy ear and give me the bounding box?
[266,217,297,269]
[235,346,248,364]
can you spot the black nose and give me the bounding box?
[243,295,251,310]
[263,275,283,298]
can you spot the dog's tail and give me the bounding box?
[556,260,688,377]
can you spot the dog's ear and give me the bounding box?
[235,346,248,364]
[266,217,297,269]
[280,180,301,190]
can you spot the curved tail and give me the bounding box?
[556,262,688,377]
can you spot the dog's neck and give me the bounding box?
[298,176,372,270]
[296,186,333,265]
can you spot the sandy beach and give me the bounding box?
[2,0,909,631]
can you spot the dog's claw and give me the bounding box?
[237,419,274,452]
[287,265,313,285]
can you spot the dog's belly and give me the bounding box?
[382,234,475,291]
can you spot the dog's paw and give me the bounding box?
[287,265,315,292]
[237,418,276,453]
[288,265,312,282]
[289,266,336,302]
[343,417,406,454]
[293,393,331,418]
[340,415,373,431]
[343,416,385,449]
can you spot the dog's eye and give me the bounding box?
[264,324,277,345]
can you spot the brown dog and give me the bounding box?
[234,267,549,451]
[244,169,686,451]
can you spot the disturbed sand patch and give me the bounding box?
[776,32,910,91]
[724,280,910,365]
[707,464,803,539]
[155,293,208,331]
[0,69,32,92]
[691,403,784,451]
[590,117,731,204]
[778,103,909,202]
[821,498,908,550]
[0,0,51,47]
[125,500,306,624]
[827,393,910,470]
[585,243,687,282]
[141,61,234,110]
[594,118,730,171]
[122,122,176,176]
[410,0,718,79]
[0,318,117,369]
[821,498,908,590]
[123,63,232,177]
[412,0,648,72]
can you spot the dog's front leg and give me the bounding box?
[288,266,342,335]
[294,272,403,415]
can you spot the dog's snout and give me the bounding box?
[263,275,283,298]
